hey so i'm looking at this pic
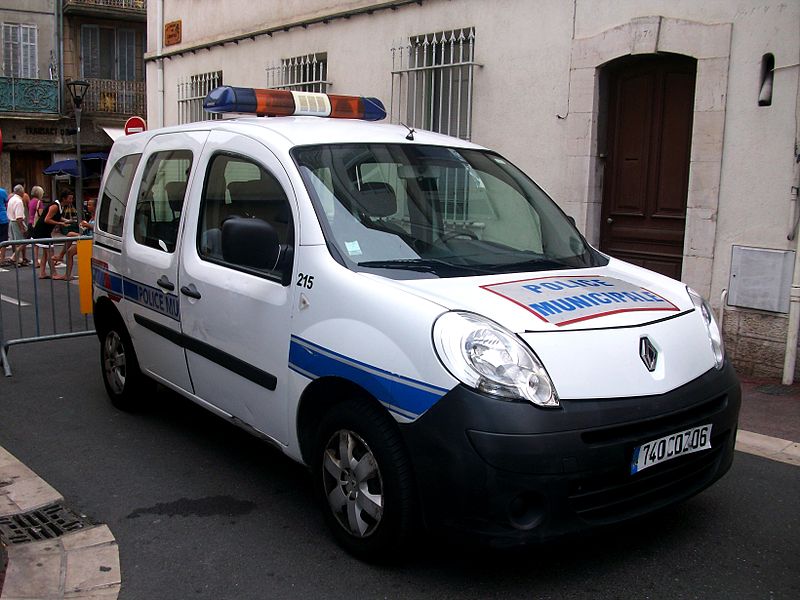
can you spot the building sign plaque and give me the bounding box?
[165,20,182,46]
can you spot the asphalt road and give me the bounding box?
[1,334,799,599]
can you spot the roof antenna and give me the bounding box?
[401,122,415,141]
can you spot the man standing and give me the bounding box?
[0,186,9,266]
[7,184,29,266]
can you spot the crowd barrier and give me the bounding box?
[0,236,95,377]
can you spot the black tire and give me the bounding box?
[99,321,149,411]
[313,398,417,561]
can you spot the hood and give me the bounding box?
[377,258,693,333]
[373,258,716,399]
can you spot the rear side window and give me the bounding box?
[97,153,141,236]
[133,150,192,253]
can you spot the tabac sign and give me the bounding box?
[481,275,679,326]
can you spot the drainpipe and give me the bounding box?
[154,0,165,127]
[781,66,800,385]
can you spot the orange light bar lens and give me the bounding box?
[254,89,295,116]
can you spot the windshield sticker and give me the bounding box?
[345,240,362,256]
[481,276,679,326]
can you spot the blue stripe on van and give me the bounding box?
[93,264,180,321]
[289,335,449,420]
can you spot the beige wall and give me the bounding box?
[145,0,800,376]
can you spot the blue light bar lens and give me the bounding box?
[361,97,387,121]
[204,86,257,113]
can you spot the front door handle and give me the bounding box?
[180,283,201,299]
[157,275,175,291]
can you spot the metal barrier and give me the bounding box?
[0,236,95,377]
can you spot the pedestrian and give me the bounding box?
[0,185,9,266]
[64,197,95,280]
[6,184,30,267]
[26,184,43,267]
[53,190,79,264]
[32,186,70,280]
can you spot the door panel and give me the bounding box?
[178,131,295,444]
[601,55,696,280]
[122,131,208,392]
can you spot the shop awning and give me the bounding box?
[101,126,125,142]
[43,152,108,177]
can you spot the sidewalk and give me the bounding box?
[736,379,800,466]
[0,379,797,598]
[0,447,120,599]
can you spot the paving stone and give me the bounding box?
[2,476,62,515]
[64,543,121,594]
[2,545,64,599]
[60,526,115,552]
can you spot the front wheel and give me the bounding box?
[99,322,149,411]
[313,399,417,561]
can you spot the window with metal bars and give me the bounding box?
[3,23,38,78]
[266,53,329,93]
[177,71,223,124]
[390,27,477,141]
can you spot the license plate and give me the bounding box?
[631,424,712,474]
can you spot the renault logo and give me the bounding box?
[640,336,658,372]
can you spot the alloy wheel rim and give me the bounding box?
[322,429,384,538]
[103,331,126,394]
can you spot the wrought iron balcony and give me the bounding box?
[63,0,147,21]
[0,77,59,114]
[67,78,146,116]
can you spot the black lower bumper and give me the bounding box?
[399,361,741,546]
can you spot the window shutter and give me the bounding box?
[81,25,99,78]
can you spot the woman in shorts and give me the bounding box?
[31,186,70,279]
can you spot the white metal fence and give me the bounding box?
[177,71,223,124]
[265,53,330,93]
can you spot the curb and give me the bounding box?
[0,447,120,600]
[735,430,800,467]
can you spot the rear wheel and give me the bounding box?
[313,399,417,561]
[99,322,149,411]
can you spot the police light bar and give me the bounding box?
[203,86,387,121]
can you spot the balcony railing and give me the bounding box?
[63,0,146,20]
[0,77,59,114]
[72,78,146,116]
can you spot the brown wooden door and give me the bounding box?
[10,151,51,195]
[600,54,697,280]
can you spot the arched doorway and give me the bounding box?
[599,54,697,280]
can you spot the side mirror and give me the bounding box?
[221,216,281,272]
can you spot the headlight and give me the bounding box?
[687,287,724,369]
[433,311,559,407]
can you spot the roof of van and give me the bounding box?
[115,116,485,152]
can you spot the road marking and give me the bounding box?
[736,430,799,466]
[1,293,30,307]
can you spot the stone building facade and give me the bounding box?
[144,0,800,380]
[0,0,146,202]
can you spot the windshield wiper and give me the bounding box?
[357,258,492,275]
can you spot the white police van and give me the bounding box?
[92,86,740,558]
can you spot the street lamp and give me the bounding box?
[67,79,90,223]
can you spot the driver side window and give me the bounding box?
[198,153,293,280]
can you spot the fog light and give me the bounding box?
[508,492,546,530]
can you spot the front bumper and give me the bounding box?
[399,361,740,546]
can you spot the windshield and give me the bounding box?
[292,144,606,278]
